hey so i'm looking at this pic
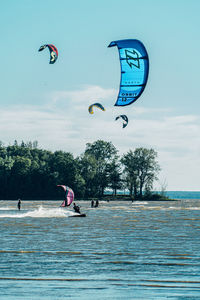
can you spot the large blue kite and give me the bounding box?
[108,39,149,106]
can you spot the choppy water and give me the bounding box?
[0,199,200,299]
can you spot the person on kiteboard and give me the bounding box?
[17,199,21,210]
[73,202,80,214]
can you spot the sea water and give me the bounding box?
[0,199,200,299]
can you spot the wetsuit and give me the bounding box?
[73,204,80,214]
[17,200,21,210]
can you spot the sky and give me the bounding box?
[1,0,200,191]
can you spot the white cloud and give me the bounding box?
[51,85,117,105]
[0,85,200,190]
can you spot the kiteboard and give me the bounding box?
[69,213,86,218]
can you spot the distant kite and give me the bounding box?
[38,44,58,64]
[115,115,128,128]
[108,39,149,106]
[88,103,106,114]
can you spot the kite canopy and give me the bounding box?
[115,115,128,128]
[57,185,74,207]
[108,39,149,106]
[88,103,105,114]
[38,44,58,64]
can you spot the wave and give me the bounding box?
[137,206,200,211]
[163,206,200,211]
[132,201,148,204]
[0,206,75,218]
[0,207,12,210]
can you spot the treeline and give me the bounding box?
[0,140,161,200]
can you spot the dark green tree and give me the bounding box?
[85,140,118,196]
[77,153,97,197]
[50,151,77,192]
[121,148,161,198]
[121,150,138,197]
[107,158,122,196]
[134,148,160,197]
[0,156,14,198]
[0,140,161,200]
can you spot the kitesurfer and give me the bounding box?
[91,200,94,208]
[17,199,21,210]
[95,200,99,208]
[73,202,80,214]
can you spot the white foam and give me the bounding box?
[0,207,12,210]
[107,205,137,211]
[132,201,148,205]
[0,206,75,218]
[162,206,200,211]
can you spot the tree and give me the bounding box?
[121,150,138,197]
[0,140,162,200]
[14,140,18,146]
[9,156,32,198]
[7,144,31,158]
[33,141,38,149]
[159,178,168,197]
[12,156,31,176]
[85,140,118,161]
[0,156,14,198]
[74,173,85,198]
[50,151,76,190]
[0,144,7,159]
[77,153,97,197]
[121,148,161,198]
[134,148,160,197]
[107,158,122,196]
[85,140,118,196]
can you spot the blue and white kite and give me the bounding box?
[108,39,149,106]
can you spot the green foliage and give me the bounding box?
[85,140,119,197]
[0,140,161,200]
[121,148,161,198]
[107,158,122,195]
[85,140,118,161]
[77,153,97,197]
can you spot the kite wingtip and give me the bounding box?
[108,41,116,48]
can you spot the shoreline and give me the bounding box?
[0,198,179,202]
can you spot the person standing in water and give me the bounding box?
[91,199,94,208]
[17,199,21,210]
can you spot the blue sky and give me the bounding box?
[1,0,200,190]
